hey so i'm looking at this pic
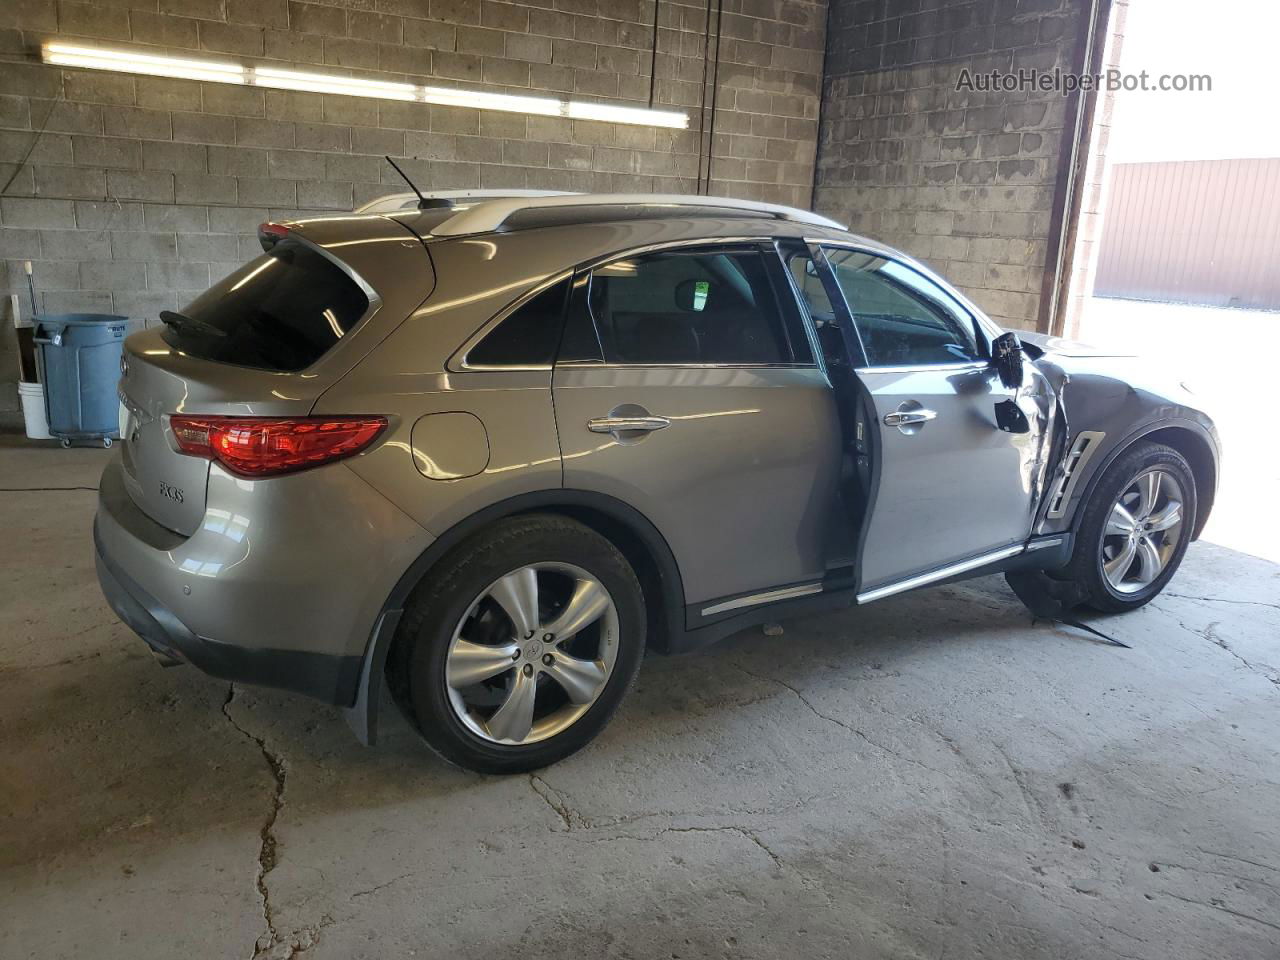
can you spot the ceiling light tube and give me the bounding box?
[41,42,690,129]
[422,85,562,117]
[567,100,688,128]
[254,67,417,101]
[44,42,245,85]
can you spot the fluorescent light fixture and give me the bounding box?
[255,67,417,101]
[45,43,245,85]
[423,85,562,117]
[567,100,688,128]
[41,42,689,129]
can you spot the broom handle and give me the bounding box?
[24,261,37,319]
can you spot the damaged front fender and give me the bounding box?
[1020,335,1220,542]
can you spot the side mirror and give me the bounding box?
[991,331,1024,389]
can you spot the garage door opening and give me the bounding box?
[1061,0,1280,562]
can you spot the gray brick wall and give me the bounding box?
[0,0,827,411]
[813,0,1086,332]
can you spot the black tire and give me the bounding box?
[397,514,645,774]
[1063,441,1197,613]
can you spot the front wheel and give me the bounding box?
[1063,441,1197,613]
[398,514,645,774]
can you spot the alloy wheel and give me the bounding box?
[444,562,620,745]
[1099,468,1185,594]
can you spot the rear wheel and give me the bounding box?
[398,515,645,774]
[1064,441,1196,613]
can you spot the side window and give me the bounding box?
[823,248,980,367]
[466,277,570,367]
[586,247,796,365]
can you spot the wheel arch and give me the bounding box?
[1070,419,1218,542]
[343,489,687,746]
[1143,426,1216,539]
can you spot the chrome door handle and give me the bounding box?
[883,409,937,427]
[587,415,671,434]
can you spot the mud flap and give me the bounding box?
[1005,569,1130,648]
[342,608,402,746]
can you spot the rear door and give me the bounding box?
[551,240,841,616]
[812,244,1044,597]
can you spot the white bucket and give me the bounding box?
[18,381,52,440]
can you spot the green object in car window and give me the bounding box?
[692,280,709,311]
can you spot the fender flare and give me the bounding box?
[342,489,687,745]
[1067,416,1220,541]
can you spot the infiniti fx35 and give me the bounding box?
[96,193,1219,773]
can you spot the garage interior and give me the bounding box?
[2,1,1277,958]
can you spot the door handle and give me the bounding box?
[883,409,937,428]
[587,415,671,434]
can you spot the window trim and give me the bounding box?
[570,237,821,371]
[806,237,1004,372]
[852,360,991,376]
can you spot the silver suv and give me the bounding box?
[96,192,1219,773]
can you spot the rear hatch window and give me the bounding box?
[161,239,369,372]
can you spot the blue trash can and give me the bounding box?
[33,313,129,448]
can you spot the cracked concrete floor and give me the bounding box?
[2,434,1278,960]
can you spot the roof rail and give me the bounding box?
[355,189,580,215]
[430,193,847,236]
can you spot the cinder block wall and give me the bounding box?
[0,0,826,412]
[813,0,1086,331]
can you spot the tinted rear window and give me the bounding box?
[162,239,369,372]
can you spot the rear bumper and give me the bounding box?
[95,528,361,701]
[94,455,434,706]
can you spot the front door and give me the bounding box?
[551,241,841,616]
[814,245,1044,596]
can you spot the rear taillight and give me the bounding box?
[169,415,386,478]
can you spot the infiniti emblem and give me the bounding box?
[524,639,544,660]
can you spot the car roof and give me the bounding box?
[290,191,882,252]
[285,197,901,289]
[370,208,885,268]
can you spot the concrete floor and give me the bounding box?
[2,434,1278,960]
